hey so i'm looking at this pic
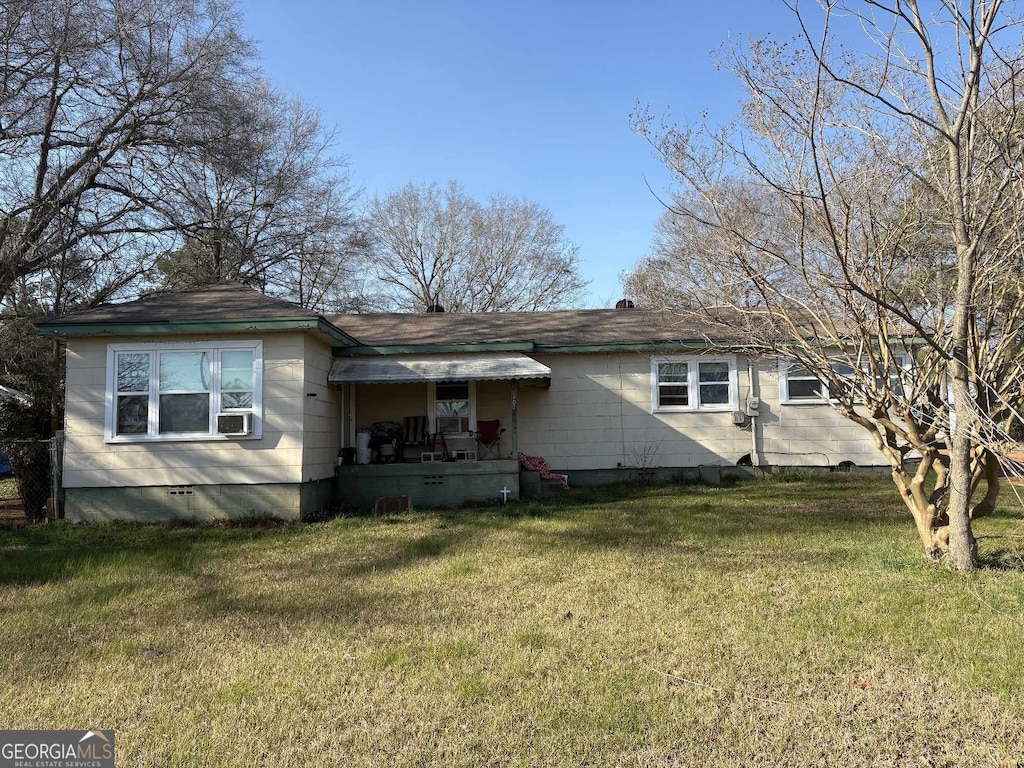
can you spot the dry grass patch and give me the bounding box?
[1,475,1023,766]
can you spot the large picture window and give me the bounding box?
[106,341,262,441]
[651,356,738,412]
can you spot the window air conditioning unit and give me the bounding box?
[435,416,463,434]
[217,412,252,436]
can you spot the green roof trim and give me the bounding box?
[315,319,363,346]
[337,340,739,356]
[339,342,535,356]
[534,341,722,354]
[36,317,361,345]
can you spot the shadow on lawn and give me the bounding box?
[0,519,489,682]
[976,534,1024,571]
[3,478,1019,598]
[491,478,1024,572]
[0,522,298,587]
[0,475,890,588]
[0,512,492,612]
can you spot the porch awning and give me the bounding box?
[328,352,551,384]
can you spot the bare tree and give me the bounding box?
[365,181,587,312]
[153,80,366,311]
[0,0,254,308]
[633,1,1024,570]
[625,183,807,308]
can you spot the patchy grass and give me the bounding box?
[1,475,1023,766]
[0,476,17,497]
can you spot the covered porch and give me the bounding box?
[328,351,551,508]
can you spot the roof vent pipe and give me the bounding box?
[426,303,445,313]
[615,299,636,309]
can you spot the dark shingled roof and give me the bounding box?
[330,308,741,348]
[38,282,320,325]
[35,282,804,349]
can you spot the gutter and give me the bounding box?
[35,316,363,347]
[339,342,534,356]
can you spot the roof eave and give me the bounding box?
[338,340,736,356]
[35,316,361,346]
[532,341,726,354]
[339,342,535,356]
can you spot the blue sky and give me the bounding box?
[239,1,796,307]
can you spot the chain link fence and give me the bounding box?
[0,434,63,524]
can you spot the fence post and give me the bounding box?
[48,432,64,519]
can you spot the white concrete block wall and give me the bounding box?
[63,332,308,487]
[515,353,886,471]
[302,336,341,482]
[354,382,427,428]
[754,359,884,466]
[475,380,513,424]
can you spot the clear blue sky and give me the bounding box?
[239,1,796,307]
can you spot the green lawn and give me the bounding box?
[1,475,1023,766]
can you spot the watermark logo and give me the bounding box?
[0,730,115,767]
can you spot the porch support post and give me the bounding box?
[348,383,356,449]
[510,379,519,460]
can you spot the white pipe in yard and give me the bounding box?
[748,359,760,467]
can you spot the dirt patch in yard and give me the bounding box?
[0,496,26,527]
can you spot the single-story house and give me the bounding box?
[36,283,889,522]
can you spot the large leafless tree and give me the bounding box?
[365,181,587,312]
[0,0,254,311]
[632,0,1024,570]
[153,80,366,312]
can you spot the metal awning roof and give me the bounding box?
[328,352,551,384]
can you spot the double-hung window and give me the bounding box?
[106,341,262,441]
[780,362,830,403]
[780,355,911,405]
[651,356,738,412]
[429,380,476,435]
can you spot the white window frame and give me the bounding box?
[104,340,263,442]
[651,355,739,413]
[779,354,913,405]
[427,380,477,436]
[779,360,831,404]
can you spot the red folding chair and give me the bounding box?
[475,419,506,460]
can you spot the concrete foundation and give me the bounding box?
[336,460,519,511]
[63,462,894,522]
[65,482,318,522]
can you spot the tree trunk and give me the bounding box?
[945,239,979,571]
[945,412,978,570]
